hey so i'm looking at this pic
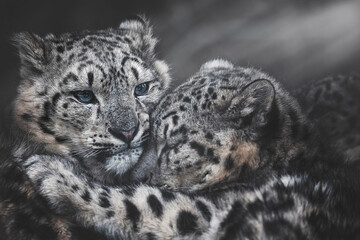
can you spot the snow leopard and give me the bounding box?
[0,18,170,240]
[12,18,170,183]
[16,60,360,239]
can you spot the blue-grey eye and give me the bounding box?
[134,82,150,96]
[73,91,96,104]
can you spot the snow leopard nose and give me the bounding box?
[108,124,139,145]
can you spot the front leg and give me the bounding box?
[20,155,217,239]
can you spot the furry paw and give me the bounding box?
[17,155,88,215]
[18,155,69,184]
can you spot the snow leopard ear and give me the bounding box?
[119,16,158,56]
[222,79,276,128]
[200,59,234,71]
[13,32,54,79]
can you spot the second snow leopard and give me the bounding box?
[18,60,360,239]
[1,18,170,240]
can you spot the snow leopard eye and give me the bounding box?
[73,91,96,104]
[134,82,150,96]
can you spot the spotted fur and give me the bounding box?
[17,60,360,239]
[12,17,170,183]
[1,18,170,240]
[134,60,321,190]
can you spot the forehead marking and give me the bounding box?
[131,67,139,81]
[87,72,94,86]
[63,72,78,85]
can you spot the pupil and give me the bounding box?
[135,83,148,95]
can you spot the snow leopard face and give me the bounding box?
[13,18,171,183]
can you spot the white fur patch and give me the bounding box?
[280,175,303,186]
[105,148,142,175]
[200,59,234,71]
[119,20,145,32]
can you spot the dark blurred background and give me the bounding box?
[1,0,359,127]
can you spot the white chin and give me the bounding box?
[105,147,143,176]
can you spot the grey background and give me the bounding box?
[1,0,359,127]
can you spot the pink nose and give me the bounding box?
[122,129,136,139]
[108,126,138,145]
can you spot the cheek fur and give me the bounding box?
[55,102,95,131]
